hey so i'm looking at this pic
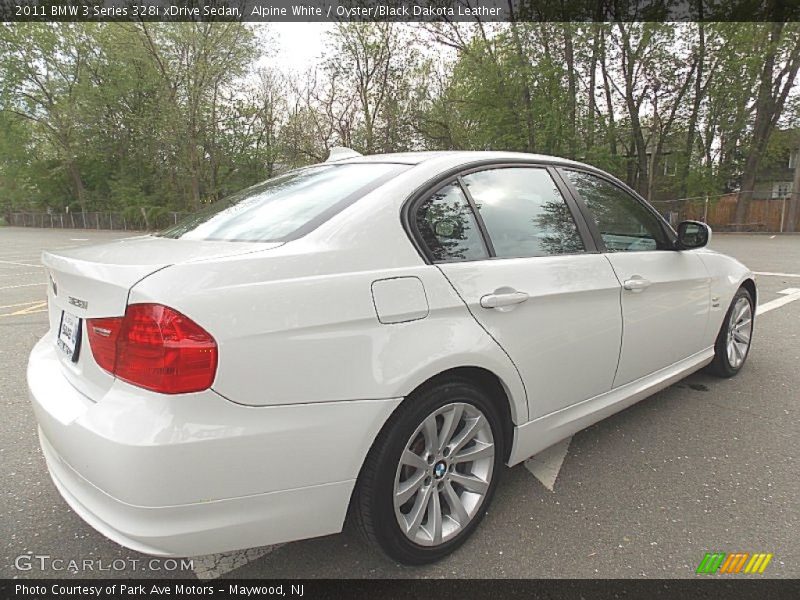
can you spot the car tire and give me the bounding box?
[706,286,754,378]
[351,378,505,565]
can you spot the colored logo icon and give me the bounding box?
[696,552,773,574]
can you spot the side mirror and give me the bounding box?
[676,220,711,250]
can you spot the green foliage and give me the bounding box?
[0,22,798,216]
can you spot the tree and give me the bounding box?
[134,22,259,208]
[735,23,800,227]
[0,24,98,210]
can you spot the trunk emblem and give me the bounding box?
[68,296,89,310]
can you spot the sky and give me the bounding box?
[258,22,460,75]
[264,23,334,73]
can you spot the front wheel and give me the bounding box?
[706,287,754,377]
[352,379,504,564]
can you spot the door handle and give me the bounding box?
[480,290,530,309]
[623,277,652,293]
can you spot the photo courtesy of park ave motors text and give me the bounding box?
[1,1,800,589]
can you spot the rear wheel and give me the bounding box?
[706,287,754,377]
[352,379,504,564]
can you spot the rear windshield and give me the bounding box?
[159,163,408,242]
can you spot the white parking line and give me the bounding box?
[524,437,572,492]
[0,300,47,310]
[0,260,43,268]
[0,272,42,279]
[758,288,800,315]
[755,271,800,278]
[0,282,46,290]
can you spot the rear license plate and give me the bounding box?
[57,310,81,363]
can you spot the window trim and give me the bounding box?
[410,179,492,263]
[456,175,496,257]
[402,160,599,264]
[556,166,678,252]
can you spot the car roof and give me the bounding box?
[333,150,591,169]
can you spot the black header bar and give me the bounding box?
[1,0,799,23]
[3,579,800,600]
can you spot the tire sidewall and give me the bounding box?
[369,380,505,564]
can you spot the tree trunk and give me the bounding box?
[587,26,600,151]
[626,99,649,197]
[563,24,577,159]
[599,28,617,158]
[508,19,536,152]
[66,159,87,212]
[617,22,649,197]
[139,206,150,230]
[680,22,706,199]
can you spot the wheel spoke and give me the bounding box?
[401,449,428,471]
[732,340,744,363]
[735,340,749,359]
[733,330,750,344]
[449,415,484,455]
[427,488,443,545]
[405,484,433,536]
[443,480,469,525]
[395,469,426,506]
[422,416,438,455]
[733,301,748,323]
[727,340,737,365]
[451,440,494,464]
[450,471,489,494]
[438,404,464,453]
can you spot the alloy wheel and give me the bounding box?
[393,402,495,547]
[726,296,753,369]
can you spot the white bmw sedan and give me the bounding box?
[29,150,755,564]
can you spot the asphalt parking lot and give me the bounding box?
[1,227,798,579]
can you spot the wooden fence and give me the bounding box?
[652,194,800,232]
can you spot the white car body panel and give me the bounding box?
[694,248,757,345]
[41,237,282,402]
[509,347,715,464]
[438,254,622,419]
[28,150,756,556]
[604,250,712,387]
[129,248,528,419]
[29,334,401,555]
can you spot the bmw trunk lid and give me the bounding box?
[42,235,280,402]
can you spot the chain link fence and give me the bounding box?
[4,194,800,233]
[4,211,190,232]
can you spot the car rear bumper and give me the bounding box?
[28,335,401,556]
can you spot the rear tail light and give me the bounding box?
[86,304,217,394]
[86,317,122,373]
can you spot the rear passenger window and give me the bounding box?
[414,182,489,262]
[461,168,585,258]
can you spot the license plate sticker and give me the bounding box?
[57,311,81,363]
